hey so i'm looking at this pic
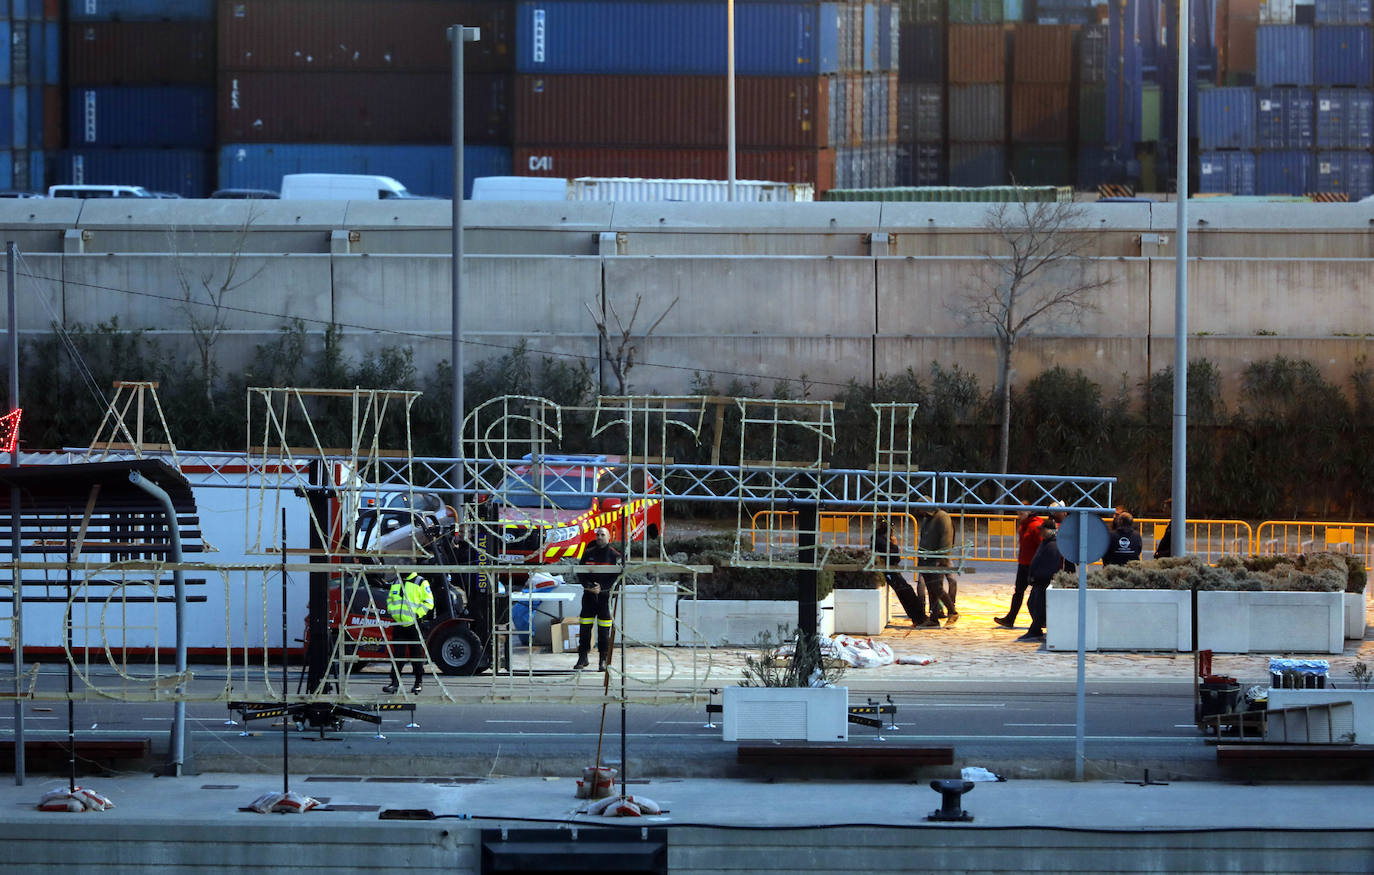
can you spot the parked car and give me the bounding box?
[47,184,155,198]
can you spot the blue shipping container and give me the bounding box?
[11,84,26,150]
[217,144,513,198]
[1257,150,1316,194]
[1076,144,1136,189]
[863,2,877,71]
[52,148,211,196]
[515,1,841,75]
[1198,150,1256,194]
[1314,25,1373,86]
[0,22,9,87]
[1316,150,1374,197]
[44,21,58,85]
[1255,87,1314,148]
[948,142,1006,185]
[1255,25,1314,87]
[68,86,214,147]
[1315,87,1374,147]
[0,88,12,149]
[1107,1,1143,145]
[1196,86,1257,148]
[1314,0,1372,24]
[878,1,896,71]
[67,0,214,21]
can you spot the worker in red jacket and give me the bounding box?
[994,503,1045,630]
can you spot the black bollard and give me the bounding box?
[926,779,975,822]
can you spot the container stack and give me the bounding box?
[895,0,945,184]
[0,0,62,193]
[59,0,213,196]
[216,0,515,198]
[1312,0,1373,198]
[1197,85,1258,193]
[1009,23,1075,184]
[510,0,892,193]
[947,13,1007,185]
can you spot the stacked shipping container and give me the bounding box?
[947,20,1007,184]
[1009,23,1075,184]
[0,0,60,192]
[895,0,944,184]
[510,0,896,193]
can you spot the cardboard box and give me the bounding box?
[554,617,582,653]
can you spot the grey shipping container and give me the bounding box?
[896,141,945,184]
[1255,86,1314,148]
[1314,0,1372,24]
[1080,24,1107,86]
[897,82,942,141]
[948,83,1005,140]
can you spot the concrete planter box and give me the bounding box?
[678,594,836,646]
[1344,590,1367,640]
[1268,689,1374,743]
[1047,588,1345,653]
[721,684,849,742]
[833,587,889,635]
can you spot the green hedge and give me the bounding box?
[1061,553,1362,593]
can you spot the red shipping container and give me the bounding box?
[68,22,216,84]
[218,0,514,73]
[1010,83,1071,142]
[219,71,510,144]
[1220,0,1261,81]
[948,24,1006,84]
[512,75,828,148]
[44,85,62,150]
[513,146,837,192]
[44,0,60,19]
[1012,24,1073,83]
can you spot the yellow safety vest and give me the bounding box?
[387,573,434,627]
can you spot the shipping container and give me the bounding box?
[1315,149,1374,196]
[863,2,878,71]
[897,81,942,141]
[1012,23,1073,82]
[899,0,942,24]
[1010,143,1073,184]
[1222,0,1261,83]
[515,1,841,75]
[218,71,510,144]
[948,23,1006,82]
[1315,87,1374,147]
[864,72,891,143]
[1031,0,1096,24]
[1256,149,1315,192]
[895,141,945,185]
[569,177,815,201]
[1198,149,1257,193]
[67,21,214,84]
[0,22,10,86]
[68,85,214,147]
[43,83,60,149]
[1195,86,1257,148]
[1255,86,1314,147]
[948,141,1007,184]
[1255,24,1314,86]
[218,0,515,74]
[1106,0,1143,144]
[1260,0,1296,23]
[879,1,898,71]
[511,146,838,192]
[68,0,213,20]
[1142,83,1163,140]
[218,143,511,198]
[1080,23,1107,85]
[835,143,861,187]
[1314,25,1373,85]
[948,83,1005,140]
[1079,85,1106,142]
[898,22,942,82]
[52,147,211,196]
[1010,82,1071,140]
[1314,0,1372,23]
[845,72,862,145]
[948,0,1004,23]
[512,74,828,148]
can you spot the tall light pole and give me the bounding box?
[1172,2,1189,556]
[450,25,480,507]
[726,0,736,201]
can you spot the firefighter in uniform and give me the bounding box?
[384,571,434,694]
[575,526,621,672]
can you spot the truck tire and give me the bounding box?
[431,625,483,676]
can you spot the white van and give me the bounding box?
[278,173,418,200]
[48,184,155,198]
[470,176,569,201]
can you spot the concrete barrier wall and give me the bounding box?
[2,201,1372,403]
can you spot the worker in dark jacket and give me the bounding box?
[874,518,927,627]
[1102,512,1143,565]
[1019,519,1065,643]
[575,526,620,671]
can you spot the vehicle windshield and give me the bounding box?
[498,469,597,510]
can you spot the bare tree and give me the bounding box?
[585,294,679,394]
[169,203,267,409]
[960,193,1109,473]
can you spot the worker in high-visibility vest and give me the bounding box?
[384,571,434,694]
[574,526,620,672]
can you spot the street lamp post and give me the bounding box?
[449,25,480,507]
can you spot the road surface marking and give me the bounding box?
[484,720,571,724]
[1005,723,1076,727]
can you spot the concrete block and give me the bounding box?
[1344,590,1367,640]
[721,684,849,742]
[1046,588,1190,652]
[833,587,888,635]
[677,595,835,646]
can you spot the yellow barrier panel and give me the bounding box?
[1256,521,1374,570]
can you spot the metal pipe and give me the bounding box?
[128,470,186,776]
[8,240,22,785]
[726,0,736,201]
[450,24,468,509]
[1173,0,1190,558]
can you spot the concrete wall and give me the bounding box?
[3,200,1373,403]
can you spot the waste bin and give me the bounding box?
[1199,678,1241,720]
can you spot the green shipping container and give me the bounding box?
[1079,86,1106,143]
[822,184,1071,202]
[1141,84,1162,143]
[948,0,1005,23]
[1011,145,1076,186]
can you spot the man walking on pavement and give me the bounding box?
[384,570,434,694]
[995,502,1045,629]
[916,499,957,627]
[575,526,620,671]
